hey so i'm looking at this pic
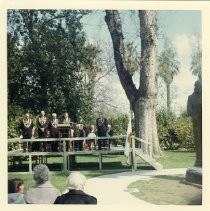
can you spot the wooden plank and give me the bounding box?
[99,153,102,170]
[62,140,67,172]
[131,136,137,171]
[8,144,126,173]
[29,154,32,173]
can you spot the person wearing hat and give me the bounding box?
[54,172,97,204]
[24,164,61,204]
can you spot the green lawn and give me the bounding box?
[128,174,202,205]
[127,150,200,205]
[8,150,196,193]
[157,150,196,168]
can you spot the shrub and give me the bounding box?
[156,109,194,151]
[109,114,128,146]
[173,116,194,150]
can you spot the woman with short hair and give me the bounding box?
[54,172,97,204]
[24,164,61,204]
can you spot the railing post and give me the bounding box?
[131,136,137,171]
[62,140,67,172]
[29,154,32,173]
[99,152,102,170]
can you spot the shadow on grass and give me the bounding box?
[8,161,155,172]
[70,161,130,170]
[152,175,202,205]
[8,162,63,172]
[154,174,184,181]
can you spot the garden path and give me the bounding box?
[85,168,187,205]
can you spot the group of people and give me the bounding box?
[8,164,97,204]
[19,111,114,152]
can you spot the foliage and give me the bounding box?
[109,113,128,135]
[158,37,180,84]
[7,9,101,127]
[156,109,194,150]
[124,42,140,76]
[158,37,180,112]
[190,37,202,79]
[109,113,129,146]
[8,104,25,138]
[173,116,194,149]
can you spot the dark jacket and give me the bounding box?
[96,118,108,137]
[54,189,97,204]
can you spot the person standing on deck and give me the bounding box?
[49,113,59,152]
[19,113,35,152]
[36,110,49,152]
[96,112,108,150]
[62,112,73,151]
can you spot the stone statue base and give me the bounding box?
[185,166,202,185]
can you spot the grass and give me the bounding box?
[8,150,196,193]
[128,174,202,205]
[157,150,196,168]
[8,153,132,192]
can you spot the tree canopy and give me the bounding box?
[8,9,100,123]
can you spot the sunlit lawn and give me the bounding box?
[8,150,196,192]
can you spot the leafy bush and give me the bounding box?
[156,109,194,150]
[173,116,194,150]
[8,104,25,138]
[109,114,128,146]
[8,104,25,150]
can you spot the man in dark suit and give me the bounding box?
[96,112,108,150]
[54,172,97,204]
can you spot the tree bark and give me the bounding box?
[105,10,161,158]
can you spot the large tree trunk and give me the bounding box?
[105,10,161,159]
[137,11,161,157]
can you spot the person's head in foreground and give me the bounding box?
[11,178,25,193]
[8,179,25,204]
[67,172,86,190]
[33,164,50,184]
[24,164,61,204]
[54,172,97,204]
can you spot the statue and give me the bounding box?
[187,79,202,166]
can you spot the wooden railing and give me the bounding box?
[131,136,152,171]
[8,135,155,172]
[8,135,127,172]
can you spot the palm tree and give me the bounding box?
[158,37,180,112]
[190,37,202,80]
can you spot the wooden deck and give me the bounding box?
[8,135,163,173]
[8,136,127,173]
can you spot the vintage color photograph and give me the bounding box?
[1,0,209,210]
